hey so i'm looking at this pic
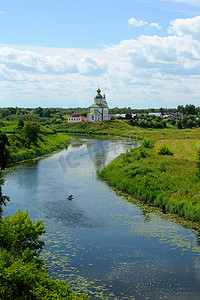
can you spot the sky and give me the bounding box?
[1,0,200,109]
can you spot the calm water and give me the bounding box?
[2,137,200,300]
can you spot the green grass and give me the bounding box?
[49,120,139,138]
[7,132,70,164]
[98,145,200,223]
[0,120,71,165]
[155,138,200,161]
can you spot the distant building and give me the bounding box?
[68,112,87,123]
[87,87,110,122]
[148,112,162,117]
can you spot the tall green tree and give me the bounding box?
[0,132,10,170]
[23,122,40,145]
[0,209,45,264]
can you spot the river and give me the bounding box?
[2,136,200,300]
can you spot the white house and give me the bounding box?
[68,112,87,123]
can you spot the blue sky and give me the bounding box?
[1,0,200,108]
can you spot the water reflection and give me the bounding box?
[141,210,152,223]
[43,198,104,228]
[2,137,200,300]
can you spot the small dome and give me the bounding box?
[97,87,101,93]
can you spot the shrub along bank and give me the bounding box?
[98,140,200,223]
[0,121,71,165]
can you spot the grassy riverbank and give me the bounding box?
[49,119,139,138]
[98,139,200,223]
[1,121,70,165]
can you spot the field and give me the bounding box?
[154,138,200,161]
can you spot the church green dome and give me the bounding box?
[94,94,103,99]
[94,86,103,99]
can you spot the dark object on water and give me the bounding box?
[67,195,73,201]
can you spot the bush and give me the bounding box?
[157,146,173,156]
[0,249,89,300]
[142,138,154,148]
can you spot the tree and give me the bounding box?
[0,248,89,299]
[186,119,194,128]
[18,119,24,128]
[34,107,43,117]
[159,107,164,116]
[23,122,40,145]
[185,104,197,115]
[176,119,183,129]
[0,209,45,264]
[0,132,10,170]
[0,175,9,214]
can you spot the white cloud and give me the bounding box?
[168,16,200,40]
[128,18,162,30]
[0,47,79,75]
[1,15,200,108]
[78,56,108,76]
[128,18,148,27]
[150,23,162,30]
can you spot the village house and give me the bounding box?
[68,112,87,123]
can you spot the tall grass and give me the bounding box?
[98,145,200,223]
[7,133,70,164]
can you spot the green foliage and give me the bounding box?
[0,209,45,265]
[18,119,24,128]
[127,118,166,129]
[23,122,40,145]
[196,149,200,178]
[0,249,89,300]
[0,132,10,169]
[159,161,167,173]
[142,138,154,148]
[176,115,200,129]
[157,146,173,156]
[0,175,9,213]
[0,209,89,299]
[98,145,200,222]
[137,148,148,159]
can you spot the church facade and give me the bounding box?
[67,87,110,123]
[87,87,110,122]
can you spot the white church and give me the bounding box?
[87,87,110,122]
[68,87,110,123]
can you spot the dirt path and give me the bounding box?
[185,140,197,155]
[172,140,191,160]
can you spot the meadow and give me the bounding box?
[98,135,200,224]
